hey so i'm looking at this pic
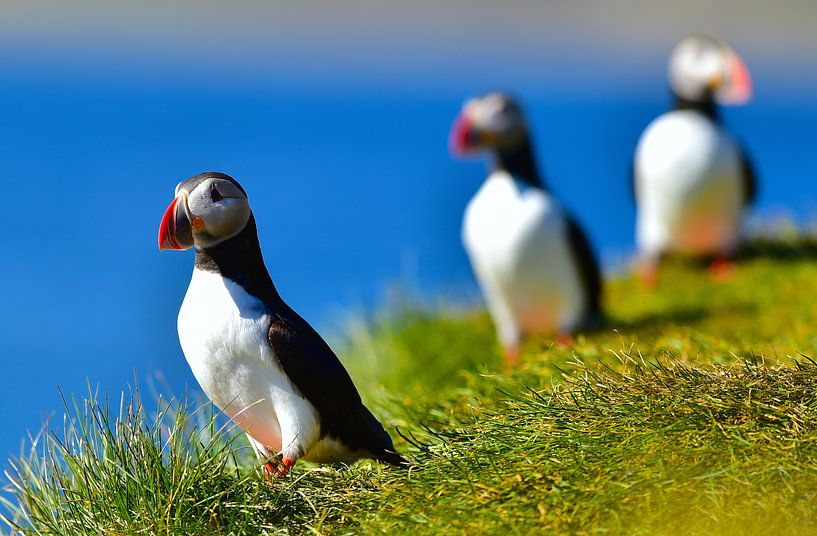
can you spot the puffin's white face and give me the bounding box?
[668,34,752,105]
[159,173,251,251]
[450,92,526,155]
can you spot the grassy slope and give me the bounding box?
[5,239,817,535]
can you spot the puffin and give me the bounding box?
[633,34,756,282]
[450,92,603,365]
[158,172,406,474]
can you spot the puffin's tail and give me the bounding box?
[356,407,410,468]
[375,448,409,468]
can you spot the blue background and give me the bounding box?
[0,1,815,464]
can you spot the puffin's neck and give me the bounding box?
[194,216,282,305]
[672,91,719,122]
[493,137,547,189]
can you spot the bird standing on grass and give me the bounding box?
[158,172,406,474]
[633,34,756,284]
[450,93,603,365]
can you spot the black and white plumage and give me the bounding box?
[158,172,406,472]
[450,93,602,361]
[634,34,756,268]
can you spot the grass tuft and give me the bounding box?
[1,386,312,534]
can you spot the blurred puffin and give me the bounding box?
[450,93,603,364]
[158,172,406,474]
[633,34,756,282]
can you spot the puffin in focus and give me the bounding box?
[158,172,406,474]
[633,34,756,282]
[450,92,603,365]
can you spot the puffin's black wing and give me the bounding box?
[268,306,406,466]
[564,213,603,327]
[738,143,757,206]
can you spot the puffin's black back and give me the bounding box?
[267,305,406,465]
[564,214,603,326]
[196,215,406,466]
[493,122,602,325]
[630,93,758,209]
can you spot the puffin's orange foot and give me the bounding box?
[262,457,295,481]
[262,457,295,479]
[262,461,278,481]
[277,457,295,475]
[555,332,573,347]
[503,345,521,369]
[638,262,659,290]
[709,258,735,281]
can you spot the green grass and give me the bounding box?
[5,237,817,535]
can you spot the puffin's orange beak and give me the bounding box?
[449,113,474,155]
[158,196,194,251]
[718,50,752,105]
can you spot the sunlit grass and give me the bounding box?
[4,236,817,534]
[0,388,311,534]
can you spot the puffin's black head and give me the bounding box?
[669,33,752,105]
[158,172,252,251]
[449,92,527,156]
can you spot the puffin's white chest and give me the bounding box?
[462,171,584,342]
[634,110,744,255]
[177,269,319,455]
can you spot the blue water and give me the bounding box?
[1,73,815,466]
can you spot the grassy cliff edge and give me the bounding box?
[4,238,817,535]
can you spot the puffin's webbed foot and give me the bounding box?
[262,455,296,479]
[502,344,521,369]
[708,257,736,281]
[638,260,659,290]
[555,332,573,347]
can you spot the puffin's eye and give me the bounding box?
[210,184,224,203]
